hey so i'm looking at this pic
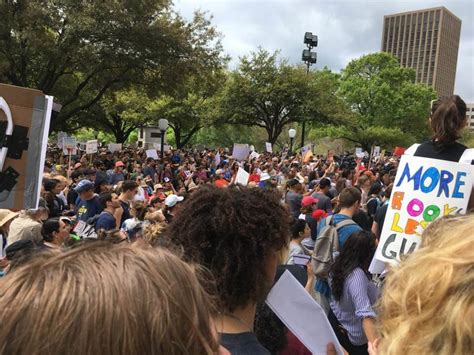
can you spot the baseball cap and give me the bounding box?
[164,194,184,207]
[301,196,318,207]
[312,209,328,221]
[74,179,94,193]
[115,161,125,168]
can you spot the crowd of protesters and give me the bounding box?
[0,95,472,354]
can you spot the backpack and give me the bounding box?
[311,215,357,278]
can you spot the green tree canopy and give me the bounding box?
[219,49,341,144]
[0,0,225,131]
[332,52,436,150]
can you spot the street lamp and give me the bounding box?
[158,118,169,158]
[288,128,296,155]
[301,31,318,148]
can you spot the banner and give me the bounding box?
[0,83,53,210]
[373,155,473,265]
[86,140,98,154]
[232,143,250,161]
[265,142,273,153]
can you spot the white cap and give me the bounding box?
[164,194,184,207]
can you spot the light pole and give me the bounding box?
[301,32,318,148]
[158,119,169,159]
[288,128,296,156]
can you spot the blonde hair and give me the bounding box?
[0,243,219,354]
[377,215,474,355]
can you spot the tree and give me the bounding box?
[0,1,225,131]
[330,52,437,151]
[83,89,150,144]
[219,49,340,144]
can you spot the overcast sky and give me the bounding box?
[174,0,474,102]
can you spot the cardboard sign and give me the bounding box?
[232,143,249,161]
[146,149,159,160]
[235,167,249,186]
[86,140,98,154]
[265,142,273,153]
[73,220,98,239]
[108,143,122,153]
[373,155,473,265]
[0,84,53,210]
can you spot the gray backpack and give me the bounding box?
[312,215,357,278]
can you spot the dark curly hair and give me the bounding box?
[167,185,290,312]
[330,231,375,301]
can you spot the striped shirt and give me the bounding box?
[329,268,379,346]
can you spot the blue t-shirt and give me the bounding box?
[316,214,362,297]
[75,196,102,222]
[95,211,116,231]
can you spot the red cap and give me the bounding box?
[115,161,125,167]
[312,209,328,221]
[301,195,318,207]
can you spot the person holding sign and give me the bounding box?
[406,95,474,208]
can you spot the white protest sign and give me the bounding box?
[57,131,67,148]
[265,142,273,153]
[355,147,364,159]
[86,140,98,154]
[146,149,159,160]
[249,151,260,160]
[108,143,122,153]
[373,155,473,265]
[215,152,221,166]
[62,137,77,155]
[232,143,250,161]
[249,145,255,152]
[163,144,171,152]
[266,270,344,355]
[373,146,381,157]
[73,220,98,239]
[235,167,249,186]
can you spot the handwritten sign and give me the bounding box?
[373,146,381,157]
[232,143,249,161]
[73,220,98,239]
[62,137,77,155]
[373,155,473,265]
[86,140,98,154]
[265,142,273,153]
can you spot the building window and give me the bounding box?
[150,132,162,138]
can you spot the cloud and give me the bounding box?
[174,0,474,101]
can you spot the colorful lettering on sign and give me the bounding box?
[396,164,467,199]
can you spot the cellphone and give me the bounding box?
[293,254,311,266]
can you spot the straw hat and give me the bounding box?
[0,209,19,228]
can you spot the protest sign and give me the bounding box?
[249,151,260,160]
[86,140,98,154]
[73,220,98,239]
[56,131,67,148]
[301,143,312,156]
[0,84,53,210]
[355,147,364,159]
[62,137,76,152]
[215,152,221,166]
[235,167,249,186]
[265,142,273,153]
[266,270,343,355]
[373,146,381,157]
[232,143,250,161]
[108,143,122,153]
[146,149,159,160]
[373,155,473,265]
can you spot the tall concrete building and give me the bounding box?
[467,103,474,130]
[381,7,461,97]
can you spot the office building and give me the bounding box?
[381,7,461,97]
[467,103,474,130]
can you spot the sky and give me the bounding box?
[174,0,474,102]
